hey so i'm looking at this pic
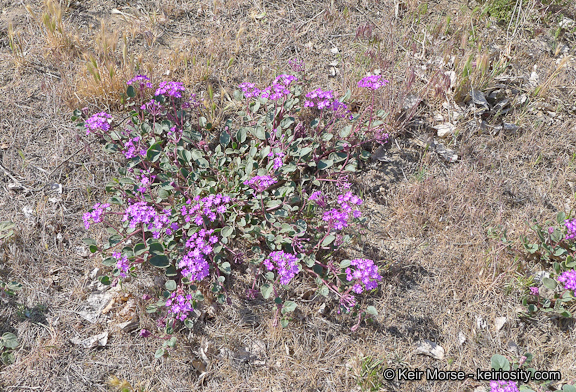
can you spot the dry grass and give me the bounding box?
[1,0,576,390]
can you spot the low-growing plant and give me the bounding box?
[514,212,576,318]
[488,353,573,392]
[0,332,19,366]
[77,68,390,354]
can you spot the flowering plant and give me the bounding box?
[508,212,576,318]
[75,68,391,354]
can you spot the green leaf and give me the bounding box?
[280,117,295,129]
[235,128,247,143]
[219,262,231,275]
[542,277,557,290]
[98,276,111,285]
[1,351,15,365]
[280,318,289,328]
[557,211,567,225]
[167,336,177,348]
[154,348,165,359]
[165,280,177,291]
[321,235,335,247]
[1,332,19,349]
[148,242,164,255]
[260,283,273,299]
[221,226,234,238]
[82,238,97,246]
[317,159,333,170]
[282,301,297,314]
[339,125,353,138]
[146,141,163,162]
[250,126,266,140]
[134,243,147,255]
[366,306,378,316]
[562,385,576,392]
[318,285,329,297]
[220,131,231,147]
[490,354,510,371]
[127,85,135,98]
[102,257,117,267]
[340,259,351,269]
[149,255,170,268]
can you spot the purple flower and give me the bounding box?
[345,258,381,294]
[141,99,163,115]
[558,269,576,291]
[165,291,194,321]
[244,175,277,193]
[529,286,539,296]
[139,329,151,338]
[85,112,112,135]
[113,251,130,278]
[357,75,389,90]
[288,58,305,73]
[263,251,300,285]
[83,203,110,229]
[127,74,152,89]
[155,81,185,98]
[565,218,576,240]
[122,201,171,238]
[178,251,210,282]
[489,380,519,392]
[239,82,261,99]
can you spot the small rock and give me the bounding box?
[416,340,445,360]
[503,123,518,132]
[471,88,490,110]
[458,331,466,346]
[330,47,339,54]
[495,317,507,332]
[70,331,108,348]
[433,123,455,138]
[78,292,113,323]
[507,341,519,355]
[560,17,575,29]
[403,94,422,111]
[476,315,487,330]
[89,268,100,279]
[22,206,34,218]
[533,271,550,284]
[328,67,338,78]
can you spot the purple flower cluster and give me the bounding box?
[138,173,156,193]
[182,93,201,110]
[141,99,164,115]
[85,112,112,135]
[155,81,185,98]
[267,149,285,171]
[178,228,218,281]
[357,75,389,90]
[244,175,277,193]
[112,251,130,278]
[308,191,327,208]
[304,88,334,109]
[238,82,261,99]
[529,286,539,296]
[180,194,232,225]
[489,381,519,392]
[122,202,171,238]
[557,269,576,291]
[322,191,363,231]
[565,218,576,240]
[288,58,304,73]
[239,75,298,101]
[165,291,194,321]
[122,136,147,159]
[263,251,300,285]
[345,258,381,294]
[83,203,110,229]
[127,74,152,89]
